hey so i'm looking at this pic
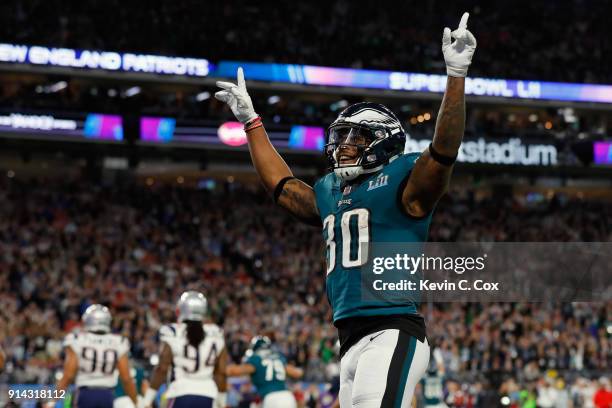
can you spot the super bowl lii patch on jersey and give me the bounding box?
[366,173,389,191]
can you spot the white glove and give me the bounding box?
[215,67,258,124]
[138,389,157,408]
[442,12,477,77]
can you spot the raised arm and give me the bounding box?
[215,68,320,226]
[402,13,477,217]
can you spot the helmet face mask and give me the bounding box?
[325,102,406,181]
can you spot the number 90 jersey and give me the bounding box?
[63,331,130,388]
[314,153,432,322]
[159,323,225,399]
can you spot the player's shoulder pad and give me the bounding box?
[159,324,177,339]
[111,334,131,354]
[389,152,421,171]
[313,171,337,192]
[63,332,78,348]
[119,334,130,346]
[244,352,259,365]
[203,323,224,338]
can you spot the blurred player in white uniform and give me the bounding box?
[140,291,228,408]
[53,305,138,408]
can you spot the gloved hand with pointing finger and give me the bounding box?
[442,12,477,77]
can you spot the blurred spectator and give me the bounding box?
[0,176,609,406]
[0,1,610,83]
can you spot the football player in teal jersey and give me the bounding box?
[421,359,447,408]
[216,13,477,408]
[114,363,148,408]
[226,336,303,408]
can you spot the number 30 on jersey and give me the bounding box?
[323,208,370,274]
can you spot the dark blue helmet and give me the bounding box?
[325,102,406,181]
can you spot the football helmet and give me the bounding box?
[249,335,272,352]
[325,102,406,181]
[82,304,112,333]
[176,291,208,322]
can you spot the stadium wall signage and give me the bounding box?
[0,110,563,166]
[405,135,558,166]
[139,115,558,166]
[0,43,211,77]
[216,61,612,104]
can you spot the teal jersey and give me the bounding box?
[314,153,432,322]
[422,373,445,405]
[246,349,288,398]
[115,365,144,398]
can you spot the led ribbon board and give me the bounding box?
[0,112,123,141]
[0,43,211,77]
[593,141,612,165]
[216,61,612,104]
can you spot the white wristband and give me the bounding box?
[142,388,157,406]
[216,392,227,407]
[446,66,468,77]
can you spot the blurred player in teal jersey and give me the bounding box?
[227,336,303,408]
[114,363,148,408]
[421,358,447,408]
[216,13,477,408]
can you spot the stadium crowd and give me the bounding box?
[1,0,610,83]
[0,176,610,406]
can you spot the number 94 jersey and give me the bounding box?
[63,331,130,388]
[314,153,432,322]
[159,323,225,399]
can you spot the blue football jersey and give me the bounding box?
[314,152,432,322]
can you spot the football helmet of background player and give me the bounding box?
[325,102,407,181]
[249,335,272,352]
[176,291,208,322]
[427,359,439,375]
[82,304,112,333]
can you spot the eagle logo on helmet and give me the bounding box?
[325,102,407,181]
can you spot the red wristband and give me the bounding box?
[244,116,262,132]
